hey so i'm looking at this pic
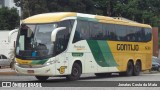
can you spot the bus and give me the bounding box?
[14,12,152,81]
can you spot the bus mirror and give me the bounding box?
[51,27,66,42]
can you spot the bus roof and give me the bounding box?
[23,12,151,28]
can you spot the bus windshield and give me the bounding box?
[16,20,74,60]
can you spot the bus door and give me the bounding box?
[55,53,68,75]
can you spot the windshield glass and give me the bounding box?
[16,20,74,60]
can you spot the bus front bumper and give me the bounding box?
[14,64,56,76]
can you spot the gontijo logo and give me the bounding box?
[117,44,139,51]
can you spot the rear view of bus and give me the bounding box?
[14,12,152,81]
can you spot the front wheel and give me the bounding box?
[35,76,49,81]
[66,63,81,81]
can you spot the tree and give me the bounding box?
[46,0,99,14]
[14,0,48,19]
[14,0,160,26]
[14,0,100,18]
[0,7,20,30]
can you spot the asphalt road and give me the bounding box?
[0,71,160,81]
[0,69,160,90]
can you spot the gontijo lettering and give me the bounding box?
[117,44,139,51]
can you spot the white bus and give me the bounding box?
[14,12,152,81]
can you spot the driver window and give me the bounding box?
[54,20,73,55]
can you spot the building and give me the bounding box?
[0,0,21,16]
[0,0,4,8]
[152,27,159,57]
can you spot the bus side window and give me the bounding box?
[115,25,126,41]
[102,23,116,41]
[145,28,151,41]
[54,20,73,55]
[73,20,90,43]
[90,22,103,40]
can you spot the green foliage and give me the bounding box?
[14,0,160,27]
[47,0,97,14]
[0,7,20,30]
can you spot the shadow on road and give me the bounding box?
[25,73,142,83]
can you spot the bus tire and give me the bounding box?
[133,61,141,76]
[126,61,134,76]
[66,63,81,81]
[95,73,111,77]
[35,76,49,81]
[120,61,133,76]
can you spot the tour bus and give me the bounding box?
[14,12,152,81]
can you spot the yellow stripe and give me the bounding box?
[95,15,151,28]
[16,58,32,65]
[23,12,77,23]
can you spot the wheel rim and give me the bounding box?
[72,67,78,76]
[128,63,132,72]
[135,63,140,73]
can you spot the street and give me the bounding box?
[0,68,160,90]
[0,68,160,82]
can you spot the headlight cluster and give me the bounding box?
[44,60,55,66]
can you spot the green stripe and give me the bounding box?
[97,41,118,67]
[87,40,118,67]
[72,52,84,57]
[31,59,48,65]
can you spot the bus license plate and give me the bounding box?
[27,70,34,74]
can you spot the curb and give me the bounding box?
[0,68,17,75]
[0,71,16,75]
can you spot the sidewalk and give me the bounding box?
[0,68,16,75]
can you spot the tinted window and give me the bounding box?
[73,20,90,43]
[126,26,136,41]
[103,23,116,40]
[145,28,152,41]
[54,20,74,55]
[73,20,152,42]
[90,22,103,40]
[115,25,126,41]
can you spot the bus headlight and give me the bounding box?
[44,60,55,66]
[15,63,19,66]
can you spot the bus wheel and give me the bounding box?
[133,61,141,76]
[125,61,134,76]
[120,61,134,76]
[35,76,49,81]
[95,73,111,77]
[66,63,81,81]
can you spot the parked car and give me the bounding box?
[0,54,12,68]
[152,56,160,71]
